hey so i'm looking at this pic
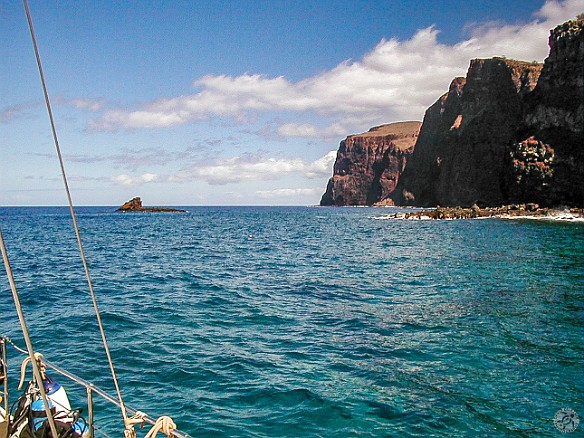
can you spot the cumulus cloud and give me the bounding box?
[309,151,338,174]
[170,151,336,185]
[107,151,337,187]
[91,0,581,136]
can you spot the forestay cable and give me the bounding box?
[22,0,130,428]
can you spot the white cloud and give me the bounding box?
[277,123,320,138]
[1,97,105,123]
[68,98,106,112]
[277,123,348,139]
[111,173,159,185]
[537,0,582,23]
[255,188,324,199]
[308,151,337,176]
[169,151,336,185]
[106,151,336,187]
[91,0,581,135]
[0,101,45,123]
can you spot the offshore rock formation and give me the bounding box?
[395,16,583,207]
[117,197,143,211]
[116,197,186,213]
[320,121,421,206]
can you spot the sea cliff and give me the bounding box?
[321,17,583,208]
[395,57,544,207]
[320,121,421,206]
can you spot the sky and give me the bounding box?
[1,0,582,206]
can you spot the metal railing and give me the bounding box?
[1,337,191,438]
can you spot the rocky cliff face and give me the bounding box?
[513,18,584,206]
[395,16,583,207]
[525,19,584,133]
[321,17,583,208]
[394,58,544,207]
[320,121,421,206]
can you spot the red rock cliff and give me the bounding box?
[320,121,421,206]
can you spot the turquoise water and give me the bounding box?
[0,206,582,437]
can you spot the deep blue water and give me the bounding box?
[0,206,582,437]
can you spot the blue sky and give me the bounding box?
[1,0,581,206]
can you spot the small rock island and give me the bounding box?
[115,197,186,213]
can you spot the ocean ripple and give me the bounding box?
[0,206,582,437]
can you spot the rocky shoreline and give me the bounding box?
[388,204,584,220]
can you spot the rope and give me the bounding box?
[124,411,178,438]
[144,416,177,438]
[18,352,46,389]
[21,0,130,430]
[125,411,146,438]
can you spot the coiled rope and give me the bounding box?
[145,416,177,438]
[124,412,176,438]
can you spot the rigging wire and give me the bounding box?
[21,0,130,428]
[0,227,60,438]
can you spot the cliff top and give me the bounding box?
[486,57,541,67]
[348,121,422,150]
[353,121,421,138]
[551,15,583,40]
[466,57,543,95]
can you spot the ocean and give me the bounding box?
[0,206,582,437]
